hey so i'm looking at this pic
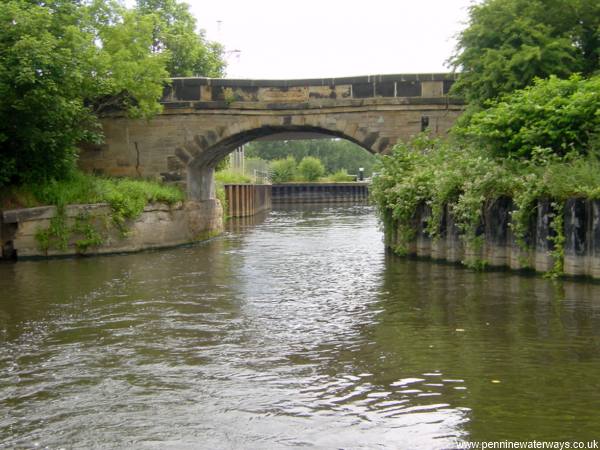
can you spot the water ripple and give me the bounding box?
[1,205,600,448]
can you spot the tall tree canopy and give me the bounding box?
[454,74,600,159]
[449,0,600,104]
[0,0,225,187]
[245,139,377,176]
[136,0,225,77]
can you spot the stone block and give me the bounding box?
[396,81,421,97]
[308,85,336,99]
[352,83,374,98]
[3,206,57,224]
[258,87,308,103]
[232,86,259,101]
[421,81,444,97]
[167,156,184,171]
[173,78,202,101]
[375,81,395,97]
[415,203,432,257]
[200,85,212,101]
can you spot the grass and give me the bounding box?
[0,171,185,254]
[541,156,600,199]
[0,171,184,212]
[215,170,253,185]
[320,169,356,182]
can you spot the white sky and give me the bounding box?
[187,0,477,79]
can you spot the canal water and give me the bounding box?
[1,204,599,449]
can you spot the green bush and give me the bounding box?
[448,0,600,104]
[454,75,600,159]
[297,156,325,181]
[328,169,355,182]
[0,0,225,188]
[246,138,376,176]
[270,157,297,183]
[370,132,600,275]
[215,170,252,184]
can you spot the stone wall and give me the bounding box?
[388,198,600,279]
[0,200,222,259]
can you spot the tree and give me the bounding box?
[449,0,600,104]
[297,156,325,181]
[136,0,225,77]
[0,0,100,186]
[0,0,226,187]
[453,75,600,159]
[246,139,377,176]
[92,5,170,117]
[0,0,170,186]
[270,157,297,183]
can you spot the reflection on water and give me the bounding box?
[1,204,599,449]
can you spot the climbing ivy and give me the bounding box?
[72,213,105,253]
[547,202,565,278]
[35,206,70,253]
[371,135,600,277]
[35,208,106,255]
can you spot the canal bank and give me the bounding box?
[1,200,222,259]
[384,197,600,279]
[1,182,372,259]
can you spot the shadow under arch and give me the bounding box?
[176,124,385,201]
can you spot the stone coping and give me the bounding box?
[2,202,183,223]
[160,97,465,111]
[168,73,459,88]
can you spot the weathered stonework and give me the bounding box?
[79,74,464,201]
[1,201,222,259]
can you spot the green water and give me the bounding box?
[1,205,599,449]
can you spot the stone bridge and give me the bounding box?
[79,74,464,200]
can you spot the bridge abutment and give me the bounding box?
[188,165,216,201]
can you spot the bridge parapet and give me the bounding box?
[162,73,462,110]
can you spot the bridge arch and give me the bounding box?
[80,74,464,199]
[175,119,389,201]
